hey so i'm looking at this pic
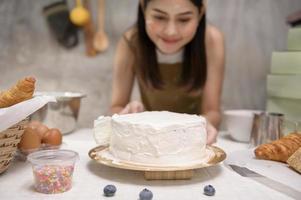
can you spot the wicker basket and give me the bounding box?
[0,118,29,174]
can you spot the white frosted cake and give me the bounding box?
[94,111,208,165]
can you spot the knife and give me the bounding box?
[228,164,301,200]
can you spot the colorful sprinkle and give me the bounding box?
[32,165,74,194]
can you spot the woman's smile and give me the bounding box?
[161,37,181,44]
[161,38,181,44]
[158,36,183,54]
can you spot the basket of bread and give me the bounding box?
[0,76,57,174]
[0,77,36,173]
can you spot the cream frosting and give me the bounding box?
[94,111,207,165]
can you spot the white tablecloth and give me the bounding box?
[0,129,295,200]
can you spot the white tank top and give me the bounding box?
[156,49,183,64]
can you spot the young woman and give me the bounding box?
[109,0,225,144]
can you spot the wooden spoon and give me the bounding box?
[83,0,97,56]
[93,0,109,52]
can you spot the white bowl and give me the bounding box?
[223,110,262,142]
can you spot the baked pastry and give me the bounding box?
[287,147,301,173]
[0,76,36,108]
[254,132,301,162]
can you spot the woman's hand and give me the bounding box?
[206,121,218,145]
[119,101,145,114]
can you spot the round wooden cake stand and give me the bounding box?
[88,145,226,180]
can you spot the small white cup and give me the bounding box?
[223,110,261,142]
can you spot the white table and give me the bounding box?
[0,129,294,200]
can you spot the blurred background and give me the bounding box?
[0,0,300,128]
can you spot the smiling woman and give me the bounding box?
[109,0,225,145]
[137,0,207,91]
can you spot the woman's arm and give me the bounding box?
[202,25,225,142]
[109,32,136,115]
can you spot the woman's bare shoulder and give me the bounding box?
[115,27,137,74]
[123,27,138,41]
[205,25,224,47]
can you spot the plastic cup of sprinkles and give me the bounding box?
[27,149,79,194]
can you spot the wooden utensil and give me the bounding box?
[83,0,97,56]
[93,0,109,52]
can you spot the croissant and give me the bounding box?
[254,132,301,163]
[0,76,36,108]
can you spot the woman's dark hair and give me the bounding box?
[135,0,207,91]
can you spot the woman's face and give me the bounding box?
[144,0,201,54]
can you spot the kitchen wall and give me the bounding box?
[0,0,300,128]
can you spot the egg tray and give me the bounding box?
[0,118,29,174]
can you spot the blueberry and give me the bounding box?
[204,185,215,196]
[139,188,153,200]
[103,185,117,197]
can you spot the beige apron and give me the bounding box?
[137,62,203,114]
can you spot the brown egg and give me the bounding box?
[27,121,49,139]
[26,120,41,129]
[18,127,42,151]
[42,128,62,146]
[35,123,49,139]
